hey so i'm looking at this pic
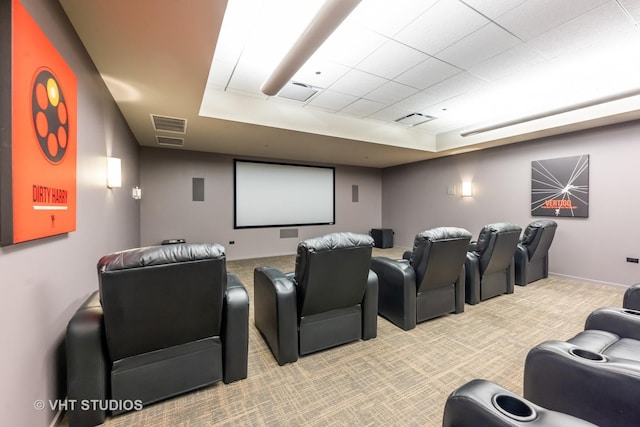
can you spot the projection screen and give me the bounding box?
[234,160,335,229]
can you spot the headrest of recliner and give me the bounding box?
[98,243,226,272]
[521,220,557,245]
[410,226,472,263]
[416,227,472,243]
[475,222,522,253]
[294,232,373,289]
[298,232,374,254]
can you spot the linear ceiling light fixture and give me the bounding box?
[260,0,361,96]
[460,87,640,137]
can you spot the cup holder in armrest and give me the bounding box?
[492,394,537,422]
[623,308,640,316]
[569,348,607,362]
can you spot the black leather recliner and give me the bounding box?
[254,232,378,365]
[465,222,522,304]
[515,220,557,286]
[524,306,640,427]
[443,379,596,426]
[66,243,249,427]
[370,227,472,331]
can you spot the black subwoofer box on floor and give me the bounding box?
[371,228,393,248]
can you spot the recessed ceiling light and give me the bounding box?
[394,112,436,126]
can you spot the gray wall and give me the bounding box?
[140,147,382,259]
[0,1,140,425]
[383,120,640,286]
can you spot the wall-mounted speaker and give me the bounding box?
[192,177,204,201]
[352,185,359,202]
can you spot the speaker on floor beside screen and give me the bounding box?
[371,228,393,249]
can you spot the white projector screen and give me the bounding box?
[234,160,335,228]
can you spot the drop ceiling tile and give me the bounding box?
[419,95,471,118]
[368,104,417,122]
[436,23,522,69]
[328,69,387,97]
[365,81,419,104]
[306,89,358,112]
[469,44,548,82]
[294,60,350,88]
[316,26,387,68]
[340,98,386,117]
[527,2,640,59]
[394,90,442,111]
[356,40,429,79]
[226,56,270,94]
[208,59,235,88]
[425,72,488,100]
[395,58,461,90]
[347,0,439,37]
[618,0,640,23]
[496,0,610,40]
[395,0,489,55]
[459,0,527,19]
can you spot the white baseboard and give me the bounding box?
[549,272,628,288]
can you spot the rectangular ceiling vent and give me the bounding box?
[276,81,319,102]
[151,114,187,133]
[395,113,436,126]
[156,136,184,147]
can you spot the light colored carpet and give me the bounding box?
[59,247,626,426]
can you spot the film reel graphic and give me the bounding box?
[32,68,69,164]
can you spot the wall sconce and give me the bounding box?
[106,157,122,188]
[461,181,473,197]
[132,186,142,200]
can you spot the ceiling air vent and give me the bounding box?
[151,114,187,133]
[394,113,436,126]
[156,136,184,147]
[276,81,318,102]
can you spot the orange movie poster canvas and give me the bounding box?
[0,0,77,245]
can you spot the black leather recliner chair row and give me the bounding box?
[523,304,640,427]
[66,221,559,426]
[369,222,533,331]
[444,286,640,426]
[66,243,249,427]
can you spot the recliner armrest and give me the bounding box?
[464,252,480,305]
[222,273,249,383]
[444,379,597,427]
[585,306,640,341]
[370,257,414,287]
[66,291,108,427]
[371,256,417,330]
[254,267,298,365]
[524,340,640,427]
[514,244,528,286]
[362,270,378,340]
